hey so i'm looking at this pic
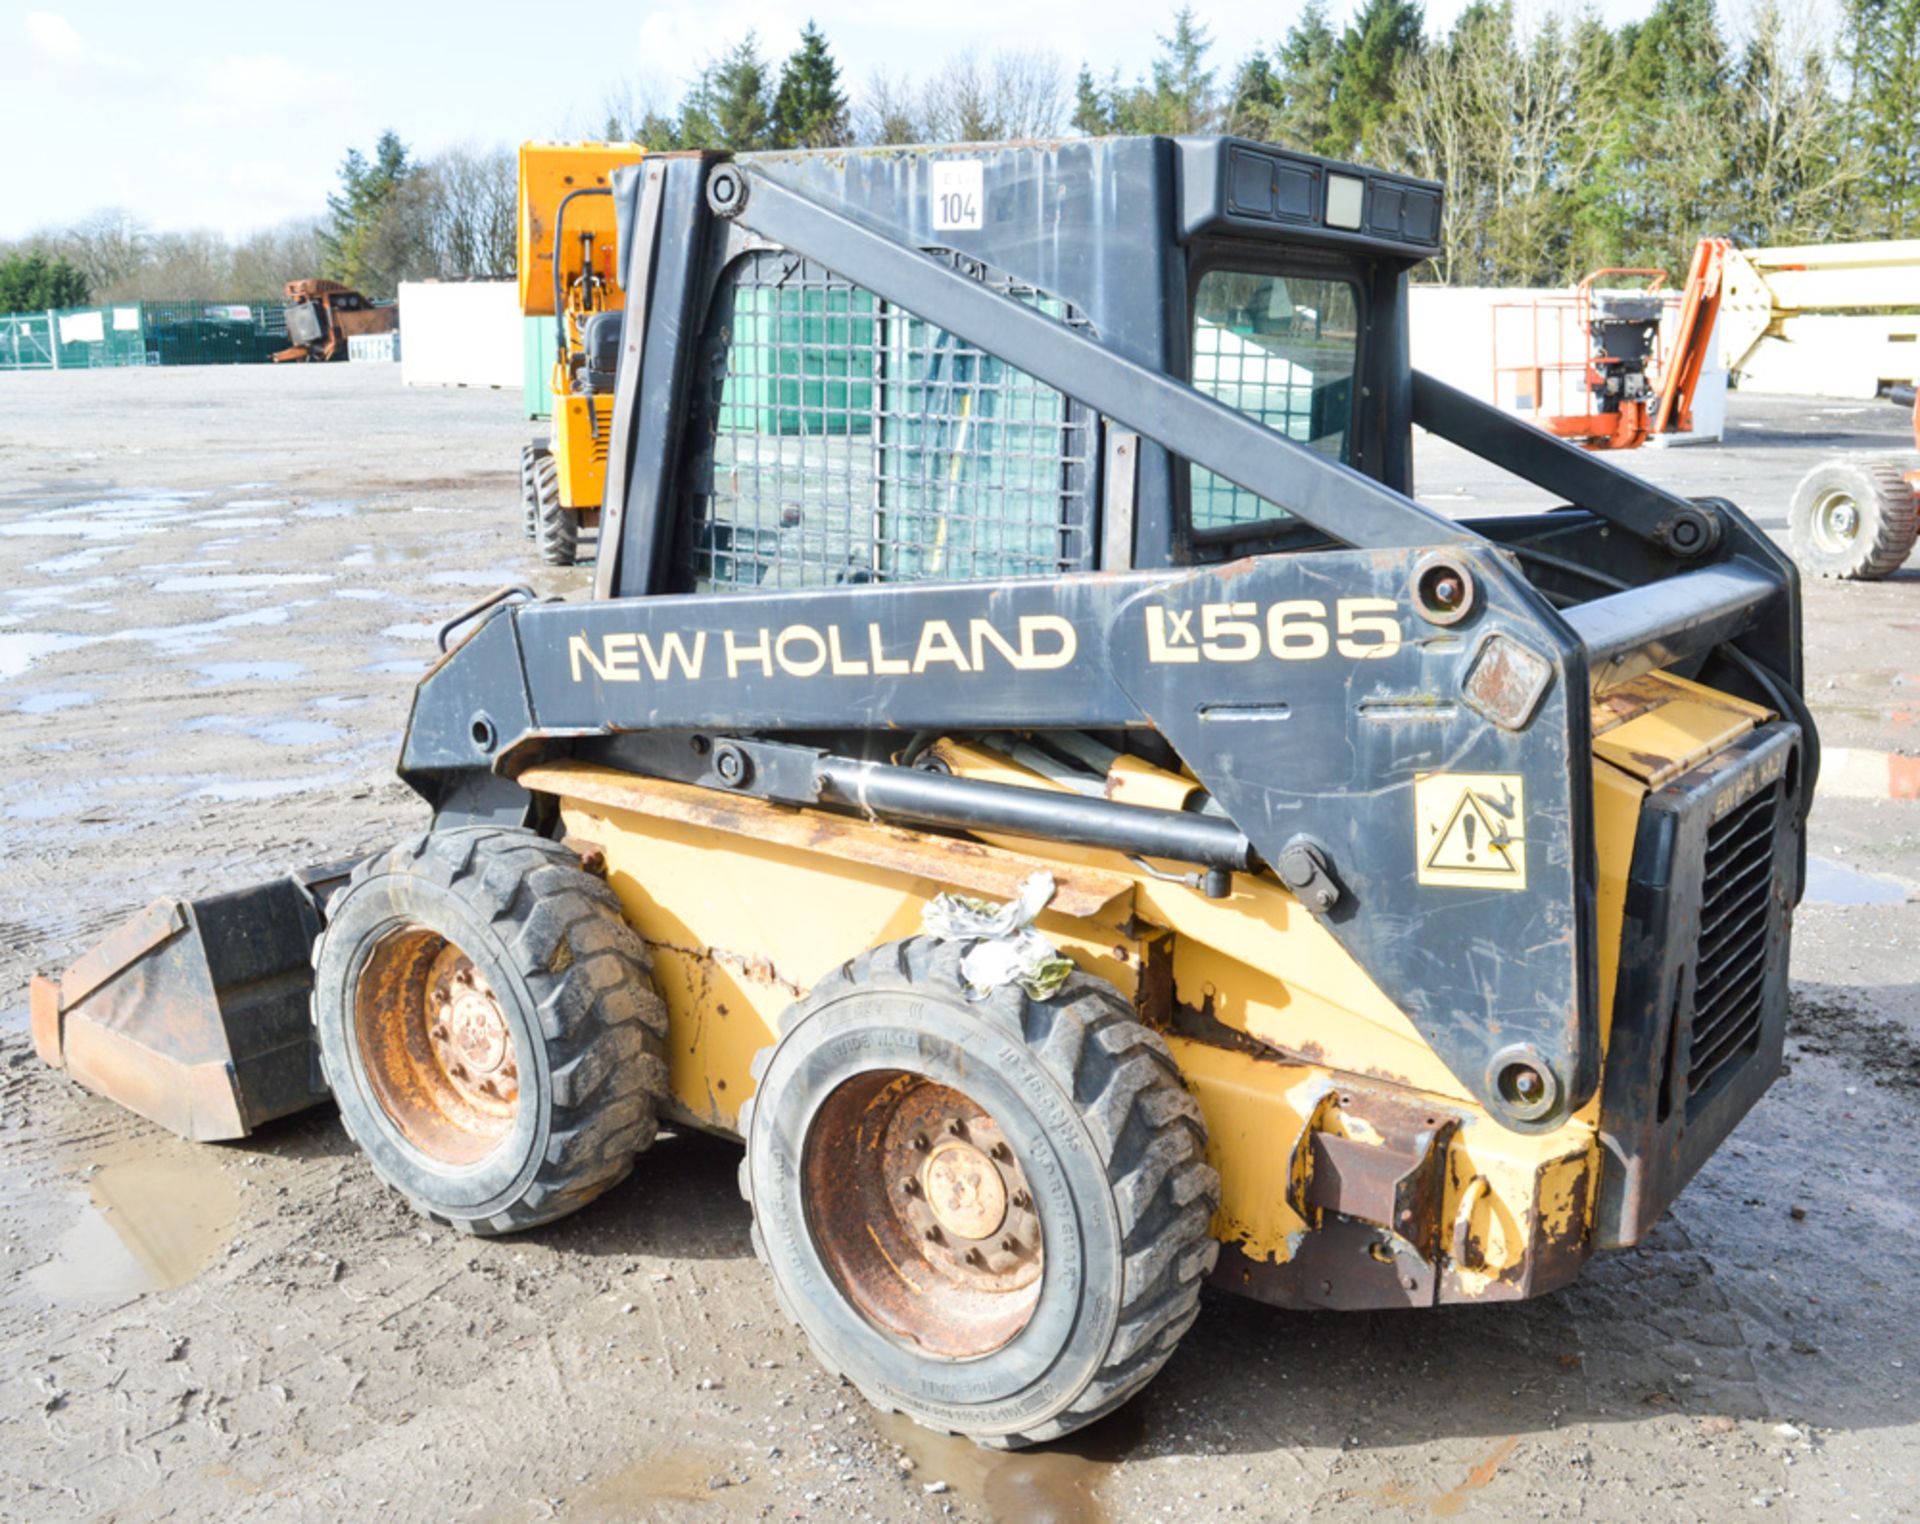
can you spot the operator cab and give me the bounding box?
[610,136,1443,597]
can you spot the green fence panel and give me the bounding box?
[0,312,55,369]
[0,300,292,370]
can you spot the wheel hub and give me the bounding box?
[355,927,520,1165]
[1814,488,1862,551]
[803,1071,1044,1358]
[923,1141,1006,1241]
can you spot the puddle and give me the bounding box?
[194,659,305,685]
[312,693,374,710]
[875,1405,1138,1522]
[4,607,297,678]
[343,543,432,565]
[190,771,351,802]
[379,620,441,641]
[15,690,93,715]
[565,1448,761,1519]
[184,716,342,746]
[0,630,91,680]
[152,573,332,593]
[1804,858,1912,907]
[6,578,118,607]
[29,1146,239,1304]
[224,498,290,510]
[190,517,283,530]
[0,495,196,541]
[29,547,113,574]
[425,568,525,588]
[333,588,400,602]
[295,500,359,519]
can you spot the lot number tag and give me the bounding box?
[931,160,984,231]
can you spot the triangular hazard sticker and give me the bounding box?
[1424,793,1520,875]
[1414,773,1528,890]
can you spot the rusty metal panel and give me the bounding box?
[517,761,1136,920]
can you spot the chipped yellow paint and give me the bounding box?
[525,668,1745,1282]
[1165,1037,1319,1252]
[552,793,1139,1134]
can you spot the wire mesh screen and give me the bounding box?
[1188,272,1359,531]
[682,251,1094,591]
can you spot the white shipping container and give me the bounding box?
[397,281,520,389]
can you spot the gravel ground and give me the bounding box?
[1,364,1916,1522]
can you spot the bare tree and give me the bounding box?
[59,208,151,295]
[856,68,924,145]
[919,49,1066,143]
[229,219,326,296]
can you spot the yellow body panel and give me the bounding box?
[523,668,1764,1296]
[553,393,613,511]
[517,142,643,317]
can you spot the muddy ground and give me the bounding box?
[2,365,1917,1522]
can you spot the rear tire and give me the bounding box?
[740,936,1219,1447]
[313,826,668,1235]
[1788,458,1918,580]
[532,451,578,567]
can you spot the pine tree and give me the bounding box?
[682,36,775,150]
[1845,0,1920,234]
[1113,8,1219,133]
[772,22,850,148]
[1071,64,1116,135]
[1326,0,1424,161]
[321,130,411,291]
[0,251,90,313]
[1231,1,1340,152]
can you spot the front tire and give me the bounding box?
[740,937,1219,1447]
[518,443,550,540]
[531,451,578,567]
[1788,458,1918,580]
[313,827,668,1235]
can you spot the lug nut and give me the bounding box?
[1010,1190,1031,1210]
[965,1248,986,1267]
[902,1177,922,1197]
[1000,1236,1017,1253]
[924,1226,943,1244]
[947,1118,967,1137]
[989,1142,1011,1162]
[911,1133,930,1152]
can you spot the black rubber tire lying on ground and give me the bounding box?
[1787,457,1919,580]
[531,450,577,567]
[313,826,668,1235]
[740,936,1220,1447]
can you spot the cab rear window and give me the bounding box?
[1188,271,1359,530]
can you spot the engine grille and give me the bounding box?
[1685,782,1781,1109]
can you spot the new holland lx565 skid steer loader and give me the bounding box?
[34,137,1816,1448]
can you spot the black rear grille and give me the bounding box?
[1685,785,1779,1107]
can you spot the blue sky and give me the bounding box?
[2,0,1671,240]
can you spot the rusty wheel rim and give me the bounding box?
[803,1071,1043,1360]
[355,926,520,1166]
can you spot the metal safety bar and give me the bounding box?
[710,164,1476,556]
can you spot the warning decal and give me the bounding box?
[1415,773,1527,890]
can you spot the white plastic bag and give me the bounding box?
[921,872,1074,1000]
